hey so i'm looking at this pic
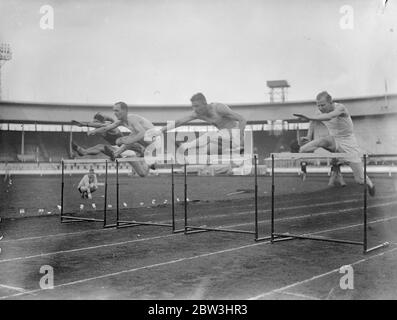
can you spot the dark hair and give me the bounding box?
[114,101,128,111]
[316,91,332,102]
[190,93,207,103]
[93,112,105,122]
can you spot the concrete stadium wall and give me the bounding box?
[354,115,397,154]
[1,94,396,157]
[1,115,396,161]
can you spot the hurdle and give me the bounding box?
[181,155,271,242]
[268,152,390,254]
[60,159,116,228]
[114,157,185,233]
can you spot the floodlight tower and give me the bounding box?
[0,43,12,100]
[266,80,290,103]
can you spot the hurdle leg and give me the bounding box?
[254,156,258,239]
[171,163,185,233]
[60,160,65,223]
[364,242,390,254]
[254,156,271,242]
[103,160,108,228]
[363,154,367,253]
[100,160,117,229]
[268,153,392,254]
[271,154,275,243]
[362,155,389,254]
[184,163,188,234]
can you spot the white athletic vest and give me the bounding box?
[322,103,354,138]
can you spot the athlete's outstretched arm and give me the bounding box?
[160,114,198,134]
[86,122,106,128]
[72,120,103,128]
[294,105,346,122]
[82,121,108,128]
[82,115,114,128]
[87,120,121,136]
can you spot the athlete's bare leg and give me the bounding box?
[348,161,374,186]
[300,137,374,194]
[72,142,106,156]
[336,169,347,186]
[127,158,150,177]
[299,136,336,153]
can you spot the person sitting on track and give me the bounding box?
[86,102,157,177]
[156,92,247,159]
[293,91,375,196]
[77,168,98,199]
[71,112,123,157]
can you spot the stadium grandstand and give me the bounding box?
[1,93,397,175]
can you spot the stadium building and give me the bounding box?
[1,94,396,166]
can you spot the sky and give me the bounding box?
[0,0,396,105]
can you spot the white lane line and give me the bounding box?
[0,241,271,299]
[248,246,397,300]
[0,197,358,243]
[181,194,396,224]
[279,291,321,300]
[77,195,397,231]
[0,284,26,293]
[0,233,176,264]
[0,228,115,244]
[121,191,368,218]
[3,193,394,243]
[0,202,340,243]
[2,200,397,264]
[2,195,395,243]
[299,216,397,237]
[1,215,396,300]
[223,200,397,230]
[226,191,246,196]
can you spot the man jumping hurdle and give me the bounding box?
[157,93,247,160]
[294,91,375,196]
[71,112,123,157]
[86,102,158,177]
